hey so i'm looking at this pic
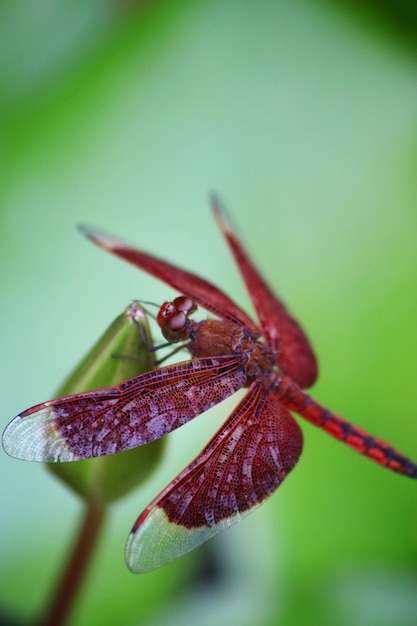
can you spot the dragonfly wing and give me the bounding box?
[212,197,318,388]
[79,225,258,333]
[2,357,245,463]
[126,384,303,572]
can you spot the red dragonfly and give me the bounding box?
[3,199,416,573]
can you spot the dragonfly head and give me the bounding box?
[157,296,197,343]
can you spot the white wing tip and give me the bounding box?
[78,224,127,251]
[2,406,77,463]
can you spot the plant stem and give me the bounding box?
[42,502,106,626]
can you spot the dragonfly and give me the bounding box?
[3,198,416,573]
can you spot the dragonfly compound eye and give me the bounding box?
[172,296,197,315]
[167,311,187,331]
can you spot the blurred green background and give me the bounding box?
[1,1,416,625]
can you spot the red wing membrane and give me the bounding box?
[79,226,259,333]
[126,384,303,572]
[212,198,318,388]
[2,357,245,463]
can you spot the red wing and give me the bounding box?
[2,357,245,463]
[79,226,258,333]
[212,197,318,389]
[279,375,417,478]
[125,384,303,572]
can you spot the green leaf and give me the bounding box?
[48,302,165,504]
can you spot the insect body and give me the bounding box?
[3,198,416,573]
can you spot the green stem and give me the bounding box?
[42,502,106,626]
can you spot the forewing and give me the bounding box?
[126,384,303,572]
[79,226,258,333]
[2,357,245,463]
[213,198,318,388]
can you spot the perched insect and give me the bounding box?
[3,198,416,572]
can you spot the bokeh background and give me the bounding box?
[1,2,416,625]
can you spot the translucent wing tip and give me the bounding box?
[209,191,222,211]
[209,191,224,217]
[209,193,235,236]
[78,224,127,252]
[125,504,245,573]
[2,405,77,463]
